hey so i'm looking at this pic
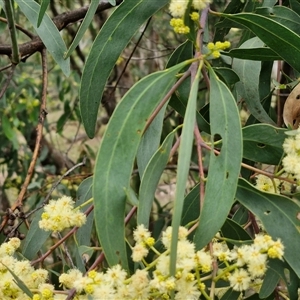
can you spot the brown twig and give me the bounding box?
[0,63,12,72]
[194,125,206,210]
[0,48,48,232]
[26,157,87,219]
[0,64,16,99]
[3,159,88,239]
[144,70,191,132]
[0,1,123,58]
[0,16,35,38]
[199,140,295,184]
[18,48,48,207]
[106,17,152,102]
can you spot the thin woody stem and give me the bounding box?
[3,0,20,64]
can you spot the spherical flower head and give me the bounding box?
[190,12,199,21]
[178,226,189,240]
[283,137,298,154]
[255,174,280,194]
[84,284,94,294]
[128,269,150,299]
[195,250,212,272]
[169,0,189,18]
[222,41,231,49]
[215,41,231,50]
[177,240,195,260]
[206,41,230,59]
[174,25,190,34]
[170,18,184,28]
[70,211,87,228]
[245,245,267,269]
[31,269,49,287]
[213,242,230,261]
[282,153,300,174]
[212,50,221,58]
[133,224,151,243]
[161,226,188,249]
[247,256,267,278]
[14,260,33,277]
[230,245,250,267]
[39,283,54,299]
[192,0,212,10]
[39,196,86,232]
[92,284,116,299]
[145,236,155,247]
[254,234,273,250]
[174,279,201,299]
[73,275,93,293]
[207,42,215,50]
[156,254,170,276]
[162,226,172,248]
[59,269,83,289]
[87,270,97,279]
[105,264,127,287]
[132,243,149,262]
[0,242,16,256]
[267,239,284,260]
[8,238,21,251]
[215,41,223,49]
[0,255,16,272]
[228,268,251,291]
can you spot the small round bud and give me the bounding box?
[7,219,15,226]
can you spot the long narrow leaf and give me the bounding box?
[15,0,70,76]
[222,12,300,72]
[22,210,51,260]
[223,47,280,61]
[64,0,99,59]
[194,66,243,250]
[93,60,192,270]
[232,37,276,125]
[80,0,169,138]
[260,259,299,299]
[170,63,201,277]
[137,106,167,177]
[242,124,286,164]
[136,41,192,176]
[37,0,49,27]
[138,129,176,227]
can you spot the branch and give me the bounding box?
[0,48,48,233]
[3,0,20,63]
[0,17,35,39]
[0,64,16,99]
[0,1,123,58]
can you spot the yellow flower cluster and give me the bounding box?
[170,18,190,34]
[39,196,86,232]
[214,234,284,292]
[255,174,280,194]
[168,0,209,35]
[207,41,231,58]
[255,128,300,195]
[0,227,284,299]
[282,127,300,180]
[190,12,200,21]
[169,0,212,18]
[0,238,50,300]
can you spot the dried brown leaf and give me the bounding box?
[283,83,300,128]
